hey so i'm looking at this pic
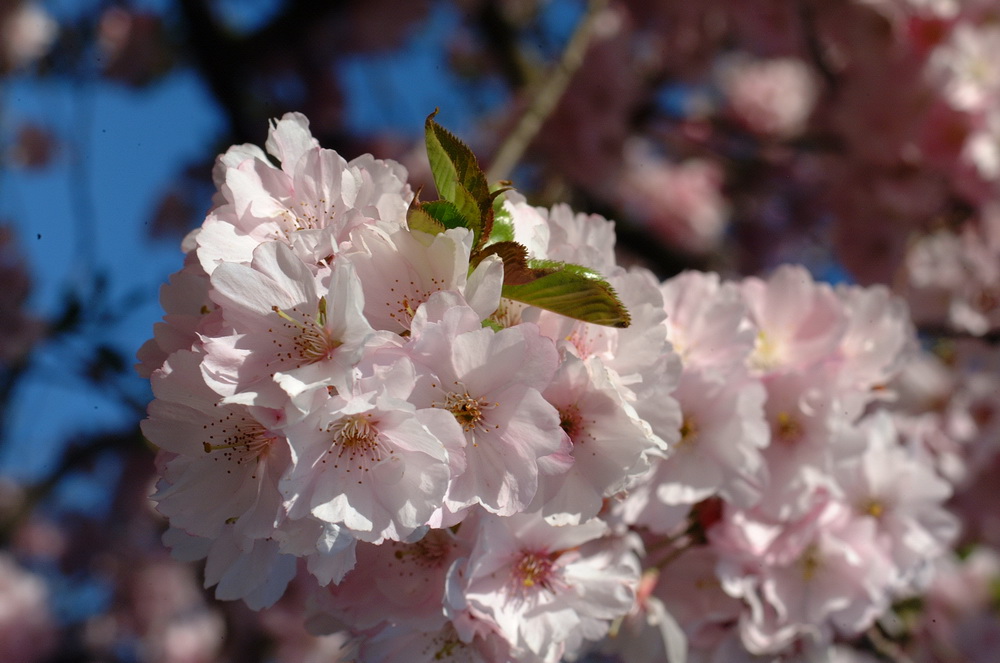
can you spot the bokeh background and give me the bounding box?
[3,0,1000,661]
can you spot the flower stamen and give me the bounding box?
[513,550,559,592]
[201,417,276,479]
[436,388,497,435]
[774,411,803,444]
[270,297,341,365]
[323,414,388,482]
[677,414,699,449]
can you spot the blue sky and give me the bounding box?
[0,69,223,478]
[0,0,584,484]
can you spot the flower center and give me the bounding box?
[202,415,276,479]
[421,625,469,661]
[513,550,558,591]
[677,414,699,449]
[559,404,584,443]
[773,411,803,444]
[281,199,335,234]
[750,331,780,371]
[437,389,497,436]
[386,278,440,331]
[861,498,884,519]
[800,543,822,581]
[323,414,388,478]
[488,298,525,329]
[270,297,341,366]
[565,326,607,360]
[432,637,464,661]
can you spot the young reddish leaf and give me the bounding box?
[479,241,534,285]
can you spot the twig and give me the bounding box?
[0,430,145,547]
[486,0,610,183]
[798,0,839,92]
[653,539,693,570]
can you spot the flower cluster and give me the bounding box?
[616,267,959,659]
[141,113,958,661]
[139,113,674,662]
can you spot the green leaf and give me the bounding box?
[425,111,491,204]
[424,111,493,250]
[451,183,485,246]
[489,206,516,244]
[501,262,631,328]
[421,200,471,231]
[407,204,446,235]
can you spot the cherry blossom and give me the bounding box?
[448,512,640,663]
[407,311,566,517]
[0,553,56,663]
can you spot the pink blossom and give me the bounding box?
[616,141,728,255]
[1,2,57,72]
[202,241,373,405]
[833,284,916,418]
[535,354,665,525]
[357,621,511,663]
[652,548,743,651]
[902,207,1000,335]
[660,270,755,374]
[540,203,619,275]
[135,255,217,379]
[143,350,289,542]
[754,367,854,521]
[407,312,565,517]
[914,548,1000,659]
[0,553,56,663]
[279,357,456,544]
[502,195,551,263]
[713,499,892,654]
[448,512,640,662]
[344,225,501,333]
[928,22,1000,113]
[533,267,683,450]
[310,528,469,632]
[962,108,1000,185]
[162,526,297,610]
[833,412,958,592]
[717,55,818,137]
[743,265,847,374]
[647,368,769,509]
[195,112,410,272]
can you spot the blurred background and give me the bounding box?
[3,0,1000,661]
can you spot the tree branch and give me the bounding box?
[486,0,609,183]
